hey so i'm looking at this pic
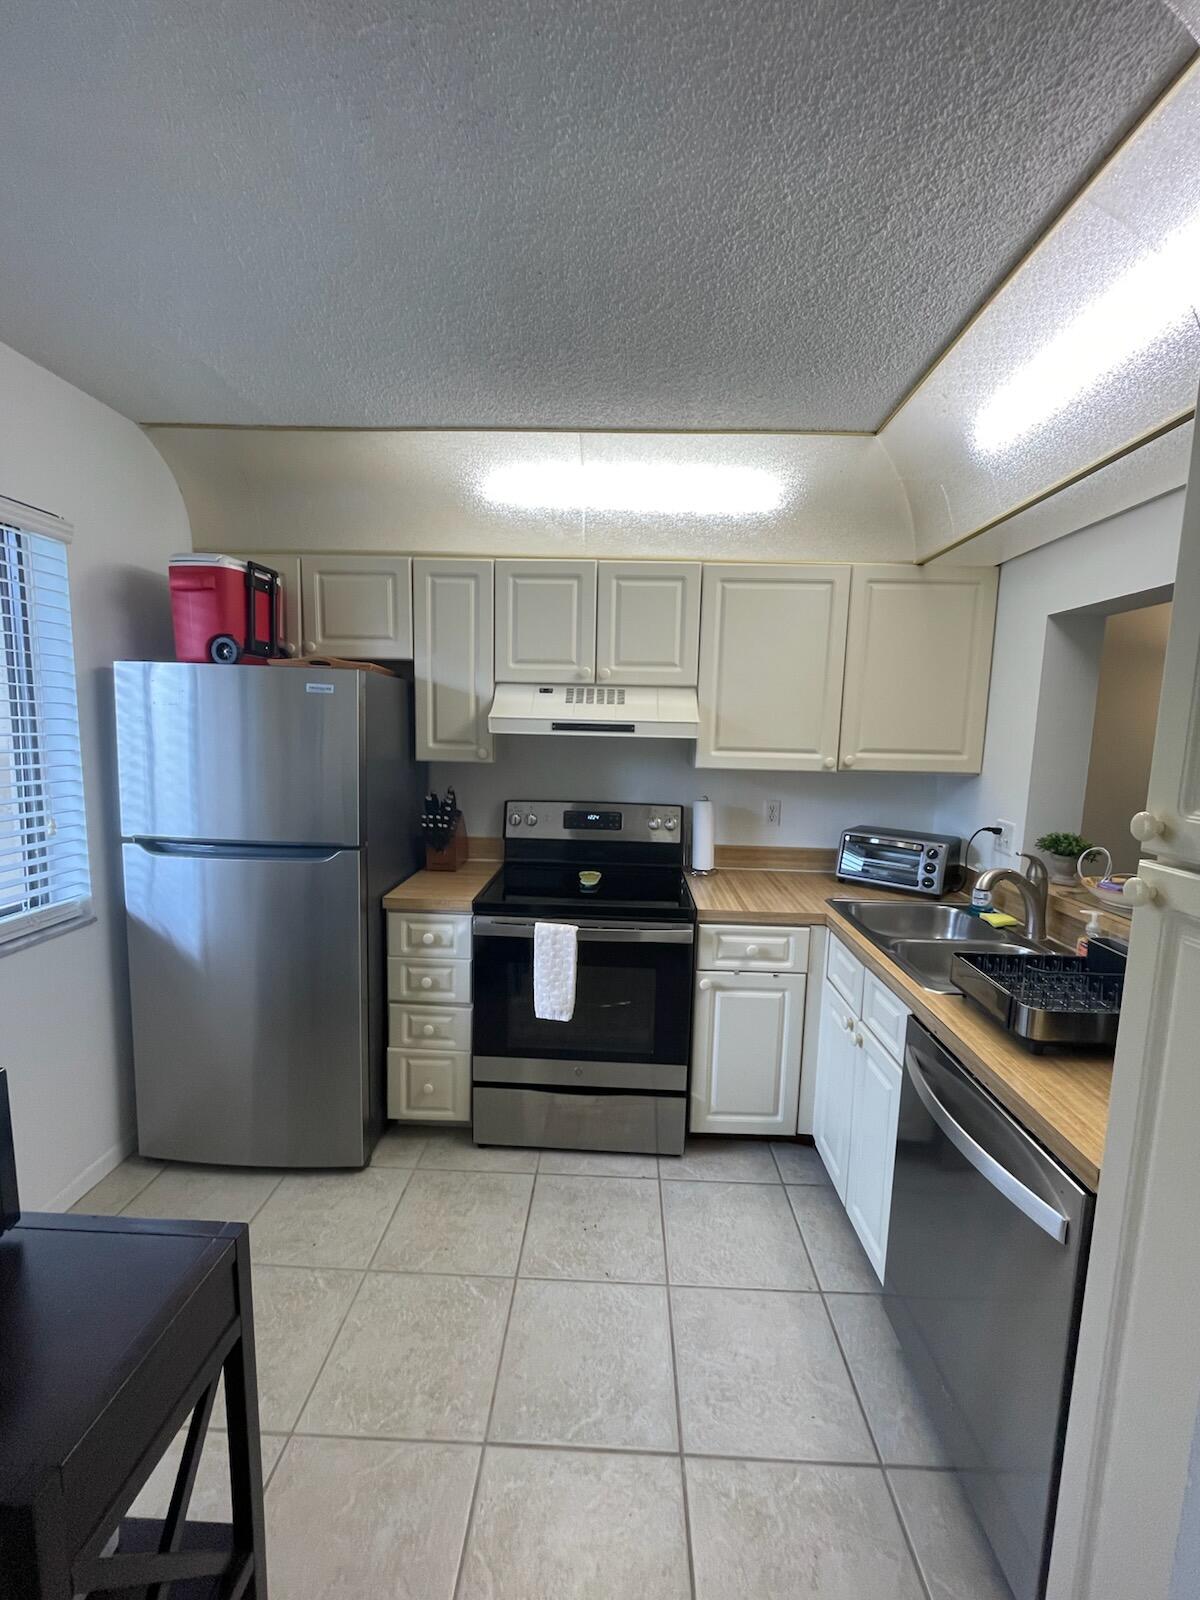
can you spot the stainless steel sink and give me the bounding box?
[828,898,1058,994]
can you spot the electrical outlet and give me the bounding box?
[996,819,1017,860]
[764,799,782,828]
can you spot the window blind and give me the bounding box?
[0,521,91,946]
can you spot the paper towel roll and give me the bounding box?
[691,799,715,874]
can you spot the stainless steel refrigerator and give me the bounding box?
[115,661,426,1168]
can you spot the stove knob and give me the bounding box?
[648,817,662,831]
[525,813,538,827]
[664,817,678,831]
[508,811,522,826]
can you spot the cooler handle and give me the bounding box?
[244,560,280,659]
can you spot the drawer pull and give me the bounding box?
[422,1081,434,1095]
[420,976,433,990]
[422,1023,435,1037]
[746,943,760,956]
[421,932,436,946]
[699,978,713,991]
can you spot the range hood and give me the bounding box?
[487,683,699,738]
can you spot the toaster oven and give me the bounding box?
[836,826,963,897]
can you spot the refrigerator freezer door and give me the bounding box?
[115,661,362,846]
[123,841,367,1166]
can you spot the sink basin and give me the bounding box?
[828,898,1058,994]
[884,938,1043,993]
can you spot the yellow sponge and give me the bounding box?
[978,911,1020,929]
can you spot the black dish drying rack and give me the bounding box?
[952,949,1125,1052]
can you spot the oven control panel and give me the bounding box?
[504,801,683,840]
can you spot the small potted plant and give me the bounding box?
[1035,830,1093,885]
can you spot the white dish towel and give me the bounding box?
[533,921,578,1021]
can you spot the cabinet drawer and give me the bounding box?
[387,913,472,960]
[387,1049,470,1122]
[825,933,865,1013]
[862,971,910,1064]
[387,957,472,1005]
[389,1003,472,1052]
[697,923,809,973]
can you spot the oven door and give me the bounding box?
[472,917,694,1092]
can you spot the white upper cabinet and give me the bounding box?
[495,559,597,682]
[299,554,414,659]
[413,558,495,763]
[839,565,998,772]
[595,561,701,685]
[696,563,851,770]
[1142,424,1200,865]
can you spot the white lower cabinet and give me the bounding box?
[812,980,857,1198]
[386,912,472,1123]
[844,1027,903,1280]
[690,963,806,1137]
[812,933,910,1282]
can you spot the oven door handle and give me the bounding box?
[472,916,694,945]
[905,1047,1070,1244]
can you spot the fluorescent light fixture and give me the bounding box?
[973,213,1200,454]
[482,460,785,516]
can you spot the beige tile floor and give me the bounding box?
[76,1131,1013,1600]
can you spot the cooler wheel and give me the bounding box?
[209,634,241,664]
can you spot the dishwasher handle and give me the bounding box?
[904,1047,1070,1245]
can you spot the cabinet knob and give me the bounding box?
[422,1082,434,1095]
[843,755,855,767]
[844,1016,855,1033]
[1130,810,1165,842]
[301,639,315,655]
[420,976,433,989]
[746,943,760,956]
[421,932,435,946]
[1122,876,1159,908]
[855,1030,865,1048]
[477,746,490,760]
[421,1024,435,1037]
[576,669,588,680]
[823,756,835,770]
[699,978,713,991]
[598,667,611,680]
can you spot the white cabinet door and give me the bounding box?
[844,1025,903,1283]
[243,552,302,656]
[300,554,414,659]
[495,559,597,682]
[596,561,701,685]
[839,564,997,772]
[696,563,851,770]
[812,979,857,1200]
[690,971,805,1136]
[1143,422,1200,864]
[413,558,495,762]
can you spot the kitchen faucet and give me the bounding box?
[975,865,1048,946]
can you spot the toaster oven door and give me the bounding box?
[839,832,931,892]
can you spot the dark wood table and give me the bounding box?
[0,1211,267,1599]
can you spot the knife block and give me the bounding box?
[425,815,468,871]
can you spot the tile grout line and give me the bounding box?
[448,1163,537,1600]
[818,1281,934,1600]
[659,1172,699,1600]
[281,1268,368,1440]
[362,1164,419,1272]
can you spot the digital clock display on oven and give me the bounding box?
[563,809,622,831]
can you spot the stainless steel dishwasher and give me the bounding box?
[885,1018,1094,1600]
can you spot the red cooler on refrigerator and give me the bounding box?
[169,553,281,664]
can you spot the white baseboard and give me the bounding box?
[45,1129,138,1213]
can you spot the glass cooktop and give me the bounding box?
[472,862,695,923]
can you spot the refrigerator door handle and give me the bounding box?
[905,1047,1071,1244]
[128,839,349,863]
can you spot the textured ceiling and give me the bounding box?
[0,1,1192,429]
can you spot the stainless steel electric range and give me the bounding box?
[471,801,696,1156]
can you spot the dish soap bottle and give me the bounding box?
[1076,911,1103,957]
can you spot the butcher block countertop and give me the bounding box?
[382,862,1111,1187]
[382,860,498,913]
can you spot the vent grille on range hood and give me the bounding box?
[487,683,699,738]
